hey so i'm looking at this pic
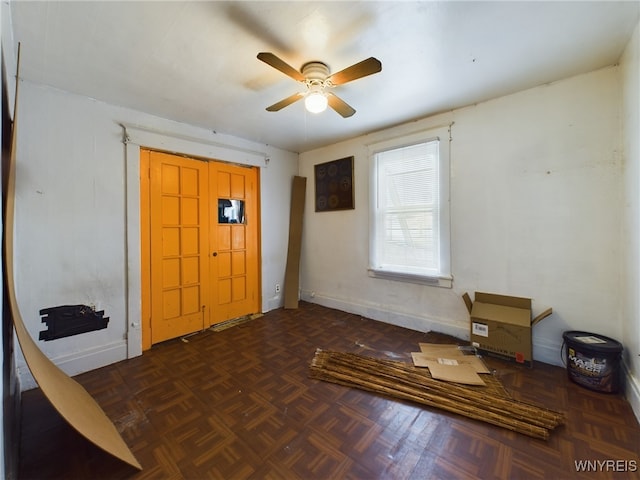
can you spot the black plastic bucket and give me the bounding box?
[562,331,623,393]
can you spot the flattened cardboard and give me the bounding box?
[4,57,141,470]
[423,361,486,386]
[462,292,473,315]
[464,291,552,367]
[411,351,491,374]
[418,343,466,356]
[284,176,306,309]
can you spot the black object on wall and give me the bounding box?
[39,305,109,341]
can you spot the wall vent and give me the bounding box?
[39,305,109,341]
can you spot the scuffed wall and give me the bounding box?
[299,66,623,367]
[13,81,297,390]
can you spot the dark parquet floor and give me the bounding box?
[18,302,640,479]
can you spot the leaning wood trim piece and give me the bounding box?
[3,44,142,470]
[309,350,565,440]
[284,176,307,309]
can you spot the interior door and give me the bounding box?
[141,149,261,348]
[148,151,210,344]
[209,162,260,324]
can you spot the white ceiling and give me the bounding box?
[9,1,640,153]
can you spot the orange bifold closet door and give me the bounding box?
[141,149,260,348]
[209,161,260,325]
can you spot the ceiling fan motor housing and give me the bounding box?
[301,62,330,85]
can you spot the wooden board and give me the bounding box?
[284,176,306,309]
[3,46,141,471]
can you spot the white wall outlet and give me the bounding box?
[275,284,281,293]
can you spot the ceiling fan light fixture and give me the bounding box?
[304,91,328,114]
[258,53,381,117]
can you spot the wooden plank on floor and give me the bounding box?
[284,176,307,309]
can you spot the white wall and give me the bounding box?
[260,151,301,312]
[299,65,623,367]
[621,20,640,419]
[14,81,297,390]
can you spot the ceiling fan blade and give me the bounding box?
[327,93,356,118]
[266,92,304,112]
[227,6,294,57]
[257,52,305,82]
[327,57,382,86]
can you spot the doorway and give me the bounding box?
[140,149,260,348]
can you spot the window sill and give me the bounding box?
[367,269,453,288]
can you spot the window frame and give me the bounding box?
[368,126,452,288]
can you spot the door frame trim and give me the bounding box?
[123,125,267,357]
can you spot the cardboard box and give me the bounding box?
[462,292,552,367]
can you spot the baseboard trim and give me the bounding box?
[300,290,468,341]
[18,340,127,391]
[301,290,567,367]
[533,337,564,367]
[623,362,640,423]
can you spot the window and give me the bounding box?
[218,198,245,224]
[369,126,452,287]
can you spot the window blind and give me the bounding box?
[374,140,440,276]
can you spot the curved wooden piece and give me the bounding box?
[3,44,141,471]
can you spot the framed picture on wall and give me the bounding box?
[314,156,354,212]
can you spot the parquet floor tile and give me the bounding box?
[18,301,640,479]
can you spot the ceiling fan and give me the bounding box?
[257,52,382,117]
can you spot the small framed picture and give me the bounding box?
[314,156,354,212]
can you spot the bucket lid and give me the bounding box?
[562,330,623,353]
